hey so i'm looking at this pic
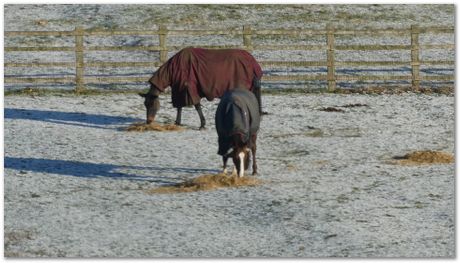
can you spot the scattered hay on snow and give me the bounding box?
[392,150,454,165]
[126,122,184,132]
[147,173,261,194]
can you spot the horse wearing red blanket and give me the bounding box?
[140,47,263,129]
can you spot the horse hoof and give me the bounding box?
[199,126,207,131]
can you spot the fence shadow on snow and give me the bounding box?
[5,157,220,184]
[4,108,140,130]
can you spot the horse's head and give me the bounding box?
[139,86,161,124]
[228,135,251,177]
[233,147,250,170]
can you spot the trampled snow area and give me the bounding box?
[4,92,454,257]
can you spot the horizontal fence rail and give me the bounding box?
[4,25,455,92]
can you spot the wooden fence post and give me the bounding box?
[326,24,336,92]
[159,25,168,63]
[411,24,420,91]
[243,25,253,51]
[74,27,85,92]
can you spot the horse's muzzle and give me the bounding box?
[146,117,155,124]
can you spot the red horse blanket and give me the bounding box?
[148,47,263,108]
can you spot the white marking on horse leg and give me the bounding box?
[238,151,245,178]
[223,168,227,174]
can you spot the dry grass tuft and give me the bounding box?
[392,150,454,165]
[126,122,184,132]
[146,173,261,194]
[35,19,48,26]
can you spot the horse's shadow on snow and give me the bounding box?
[4,108,140,130]
[5,157,219,185]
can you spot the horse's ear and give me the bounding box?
[139,93,147,98]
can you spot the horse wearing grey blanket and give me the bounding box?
[215,88,260,177]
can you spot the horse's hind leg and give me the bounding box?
[194,103,206,130]
[251,136,258,175]
[175,107,182,125]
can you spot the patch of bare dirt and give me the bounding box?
[392,150,454,165]
[340,103,368,108]
[146,173,261,194]
[126,122,184,132]
[319,107,345,112]
[4,229,35,257]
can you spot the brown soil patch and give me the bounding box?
[392,150,454,165]
[126,122,184,132]
[146,173,261,194]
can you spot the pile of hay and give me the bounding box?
[392,150,454,165]
[126,122,184,132]
[147,173,261,194]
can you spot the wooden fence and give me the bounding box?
[4,25,455,92]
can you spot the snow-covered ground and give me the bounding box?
[4,92,454,257]
[3,4,455,258]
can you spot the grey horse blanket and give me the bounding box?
[148,47,263,108]
[215,88,260,156]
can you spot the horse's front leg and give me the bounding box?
[222,155,229,175]
[175,107,182,126]
[194,103,206,130]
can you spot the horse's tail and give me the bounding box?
[252,77,262,115]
